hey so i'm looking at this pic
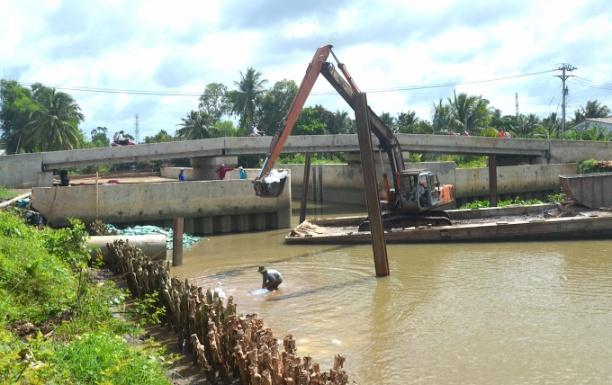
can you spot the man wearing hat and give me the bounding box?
[258,266,283,290]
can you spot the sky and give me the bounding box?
[1,0,611,140]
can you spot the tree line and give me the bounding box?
[1,69,611,155]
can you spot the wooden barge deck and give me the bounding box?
[286,204,612,244]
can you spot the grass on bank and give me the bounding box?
[0,210,171,384]
[0,185,17,201]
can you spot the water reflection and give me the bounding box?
[172,201,612,385]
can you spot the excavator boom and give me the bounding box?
[254,45,405,199]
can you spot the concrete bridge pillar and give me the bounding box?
[190,156,238,180]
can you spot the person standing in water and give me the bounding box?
[258,266,283,290]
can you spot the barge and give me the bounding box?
[286,203,612,244]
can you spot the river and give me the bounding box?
[171,202,612,384]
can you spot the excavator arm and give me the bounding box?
[254,45,405,201]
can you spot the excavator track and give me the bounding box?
[358,212,451,232]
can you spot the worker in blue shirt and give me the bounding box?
[258,266,283,290]
[178,168,186,182]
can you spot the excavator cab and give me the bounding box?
[397,170,455,212]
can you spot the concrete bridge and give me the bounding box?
[1,134,611,187]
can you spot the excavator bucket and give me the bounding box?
[253,177,287,198]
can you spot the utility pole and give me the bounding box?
[555,64,577,133]
[134,114,139,143]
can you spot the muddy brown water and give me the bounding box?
[171,202,612,385]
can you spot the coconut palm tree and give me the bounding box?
[573,100,610,124]
[229,67,267,132]
[176,110,213,139]
[432,99,453,133]
[22,85,84,151]
[447,91,491,135]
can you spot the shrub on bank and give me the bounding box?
[0,211,171,385]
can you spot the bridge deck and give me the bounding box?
[36,134,550,170]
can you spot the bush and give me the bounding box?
[49,333,170,385]
[0,211,172,385]
[578,159,612,174]
[459,197,544,209]
[0,212,77,324]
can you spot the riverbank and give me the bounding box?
[0,210,350,385]
[0,211,173,384]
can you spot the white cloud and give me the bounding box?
[1,0,611,138]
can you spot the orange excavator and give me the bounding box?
[254,44,455,230]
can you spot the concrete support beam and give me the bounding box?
[235,214,250,232]
[216,216,232,233]
[197,217,213,234]
[190,156,238,180]
[252,214,267,231]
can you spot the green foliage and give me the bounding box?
[0,185,16,200]
[132,292,166,327]
[0,211,171,385]
[199,82,230,122]
[437,154,488,168]
[0,212,77,324]
[176,110,214,140]
[294,106,326,135]
[278,153,345,164]
[229,67,267,131]
[90,126,111,147]
[1,332,170,384]
[42,218,91,270]
[1,80,40,154]
[460,197,544,209]
[578,159,612,173]
[546,191,566,203]
[144,129,174,144]
[258,79,298,136]
[210,120,239,137]
[0,80,85,153]
[573,100,610,125]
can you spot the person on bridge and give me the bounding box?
[258,266,283,290]
[238,166,247,180]
[216,163,234,180]
[178,168,186,182]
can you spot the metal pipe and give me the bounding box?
[172,217,184,266]
[299,152,312,223]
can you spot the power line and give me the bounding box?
[313,68,557,95]
[569,76,612,91]
[15,68,557,98]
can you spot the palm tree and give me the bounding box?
[22,85,84,151]
[432,99,453,133]
[447,91,491,135]
[229,67,267,132]
[176,110,213,139]
[534,112,559,139]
